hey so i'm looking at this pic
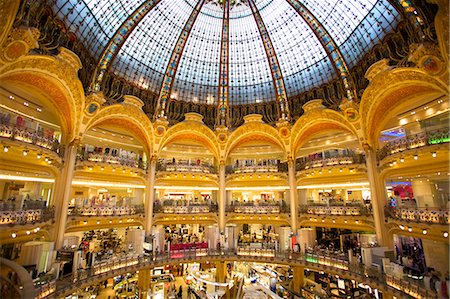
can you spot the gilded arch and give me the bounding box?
[225,121,286,160]
[157,121,220,160]
[83,102,154,155]
[290,108,359,155]
[0,49,85,143]
[360,61,449,147]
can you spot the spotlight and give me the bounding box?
[431,152,437,157]
[400,158,404,163]
[23,150,28,156]
[413,155,418,160]
[97,221,100,225]
[444,232,448,238]
[399,225,405,230]
[3,145,9,152]
[408,227,412,232]
[11,233,17,238]
[422,229,427,235]
[37,153,41,159]
[26,231,30,235]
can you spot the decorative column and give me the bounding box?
[218,160,226,234]
[364,145,389,247]
[216,261,226,283]
[144,156,157,236]
[292,266,304,293]
[287,156,298,232]
[137,269,152,299]
[54,139,79,249]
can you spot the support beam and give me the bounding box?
[364,146,389,247]
[248,0,290,121]
[154,0,206,119]
[218,161,226,234]
[53,139,79,249]
[90,0,162,92]
[216,0,230,128]
[144,156,157,236]
[286,0,357,102]
[292,266,305,294]
[288,157,298,233]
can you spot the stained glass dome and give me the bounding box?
[53,0,400,106]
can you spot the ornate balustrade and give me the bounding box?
[387,207,449,225]
[0,123,62,155]
[299,205,371,216]
[157,162,216,174]
[296,154,365,171]
[153,203,217,214]
[39,249,436,299]
[227,163,287,174]
[377,129,450,161]
[226,204,287,214]
[77,153,147,170]
[0,207,55,225]
[67,205,144,217]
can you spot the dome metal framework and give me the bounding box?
[52,0,401,122]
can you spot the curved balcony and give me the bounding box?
[153,202,218,214]
[385,207,449,225]
[377,128,449,161]
[0,203,55,226]
[67,205,144,217]
[39,249,433,299]
[296,153,366,172]
[157,161,216,174]
[226,203,288,214]
[76,153,147,170]
[0,123,62,156]
[299,204,372,216]
[226,162,287,174]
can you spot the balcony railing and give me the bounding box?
[299,204,371,216]
[67,205,144,216]
[296,154,366,171]
[157,162,216,174]
[226,162,288,174]
[377,128,450,161]
[226,203,288,214]
[0,123,62,156]
[77,152,147,170]
[38,249,437,299]
[154,203,218,214]
[0,205,55,225]
[386,207,449,225]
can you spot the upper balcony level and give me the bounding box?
[296,150,366,172]
[377,128,449,161]
[299,203,371,217]
[226,159,287,174]
[153,199,218,214]
[226,201,288,214]
[157,160,216,174]
[67,204,144,217]
[0,122,62,157]
[76,147,147,171]
[0,199,55,226]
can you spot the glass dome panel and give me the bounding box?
[111,0,194,90]
[54,0,143,58]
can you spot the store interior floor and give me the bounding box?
[95,276,191,299]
